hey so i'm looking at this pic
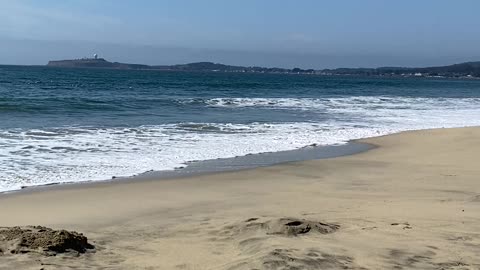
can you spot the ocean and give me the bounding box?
[1,65,480,192]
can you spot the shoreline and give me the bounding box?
[1,126,479,269]
[1,141,373,196]
[5,124,475,196]
[0,126,468,196]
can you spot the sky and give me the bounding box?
[1,0,479,68]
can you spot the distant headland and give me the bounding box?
[47,57,152,70]
[47,55,480,78]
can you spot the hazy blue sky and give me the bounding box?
[1,0,479,68]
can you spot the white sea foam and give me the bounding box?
[1,96,480,192]
[198,96,480,111]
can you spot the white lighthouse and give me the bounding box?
[94,54,98,59]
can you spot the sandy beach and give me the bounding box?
[1,127,479,269]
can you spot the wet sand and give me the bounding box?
[1,127,479,269]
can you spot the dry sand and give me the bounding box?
[0,127,479,269]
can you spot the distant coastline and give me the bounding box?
[46,57,480,78]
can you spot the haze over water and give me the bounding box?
[1,65,480,191]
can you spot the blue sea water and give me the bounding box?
[1,65,480,191]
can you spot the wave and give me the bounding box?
[179,96,480,111]
[4,95,480,115]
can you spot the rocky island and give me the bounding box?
[47,57,150,69]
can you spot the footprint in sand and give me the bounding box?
[391,222,412,230]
